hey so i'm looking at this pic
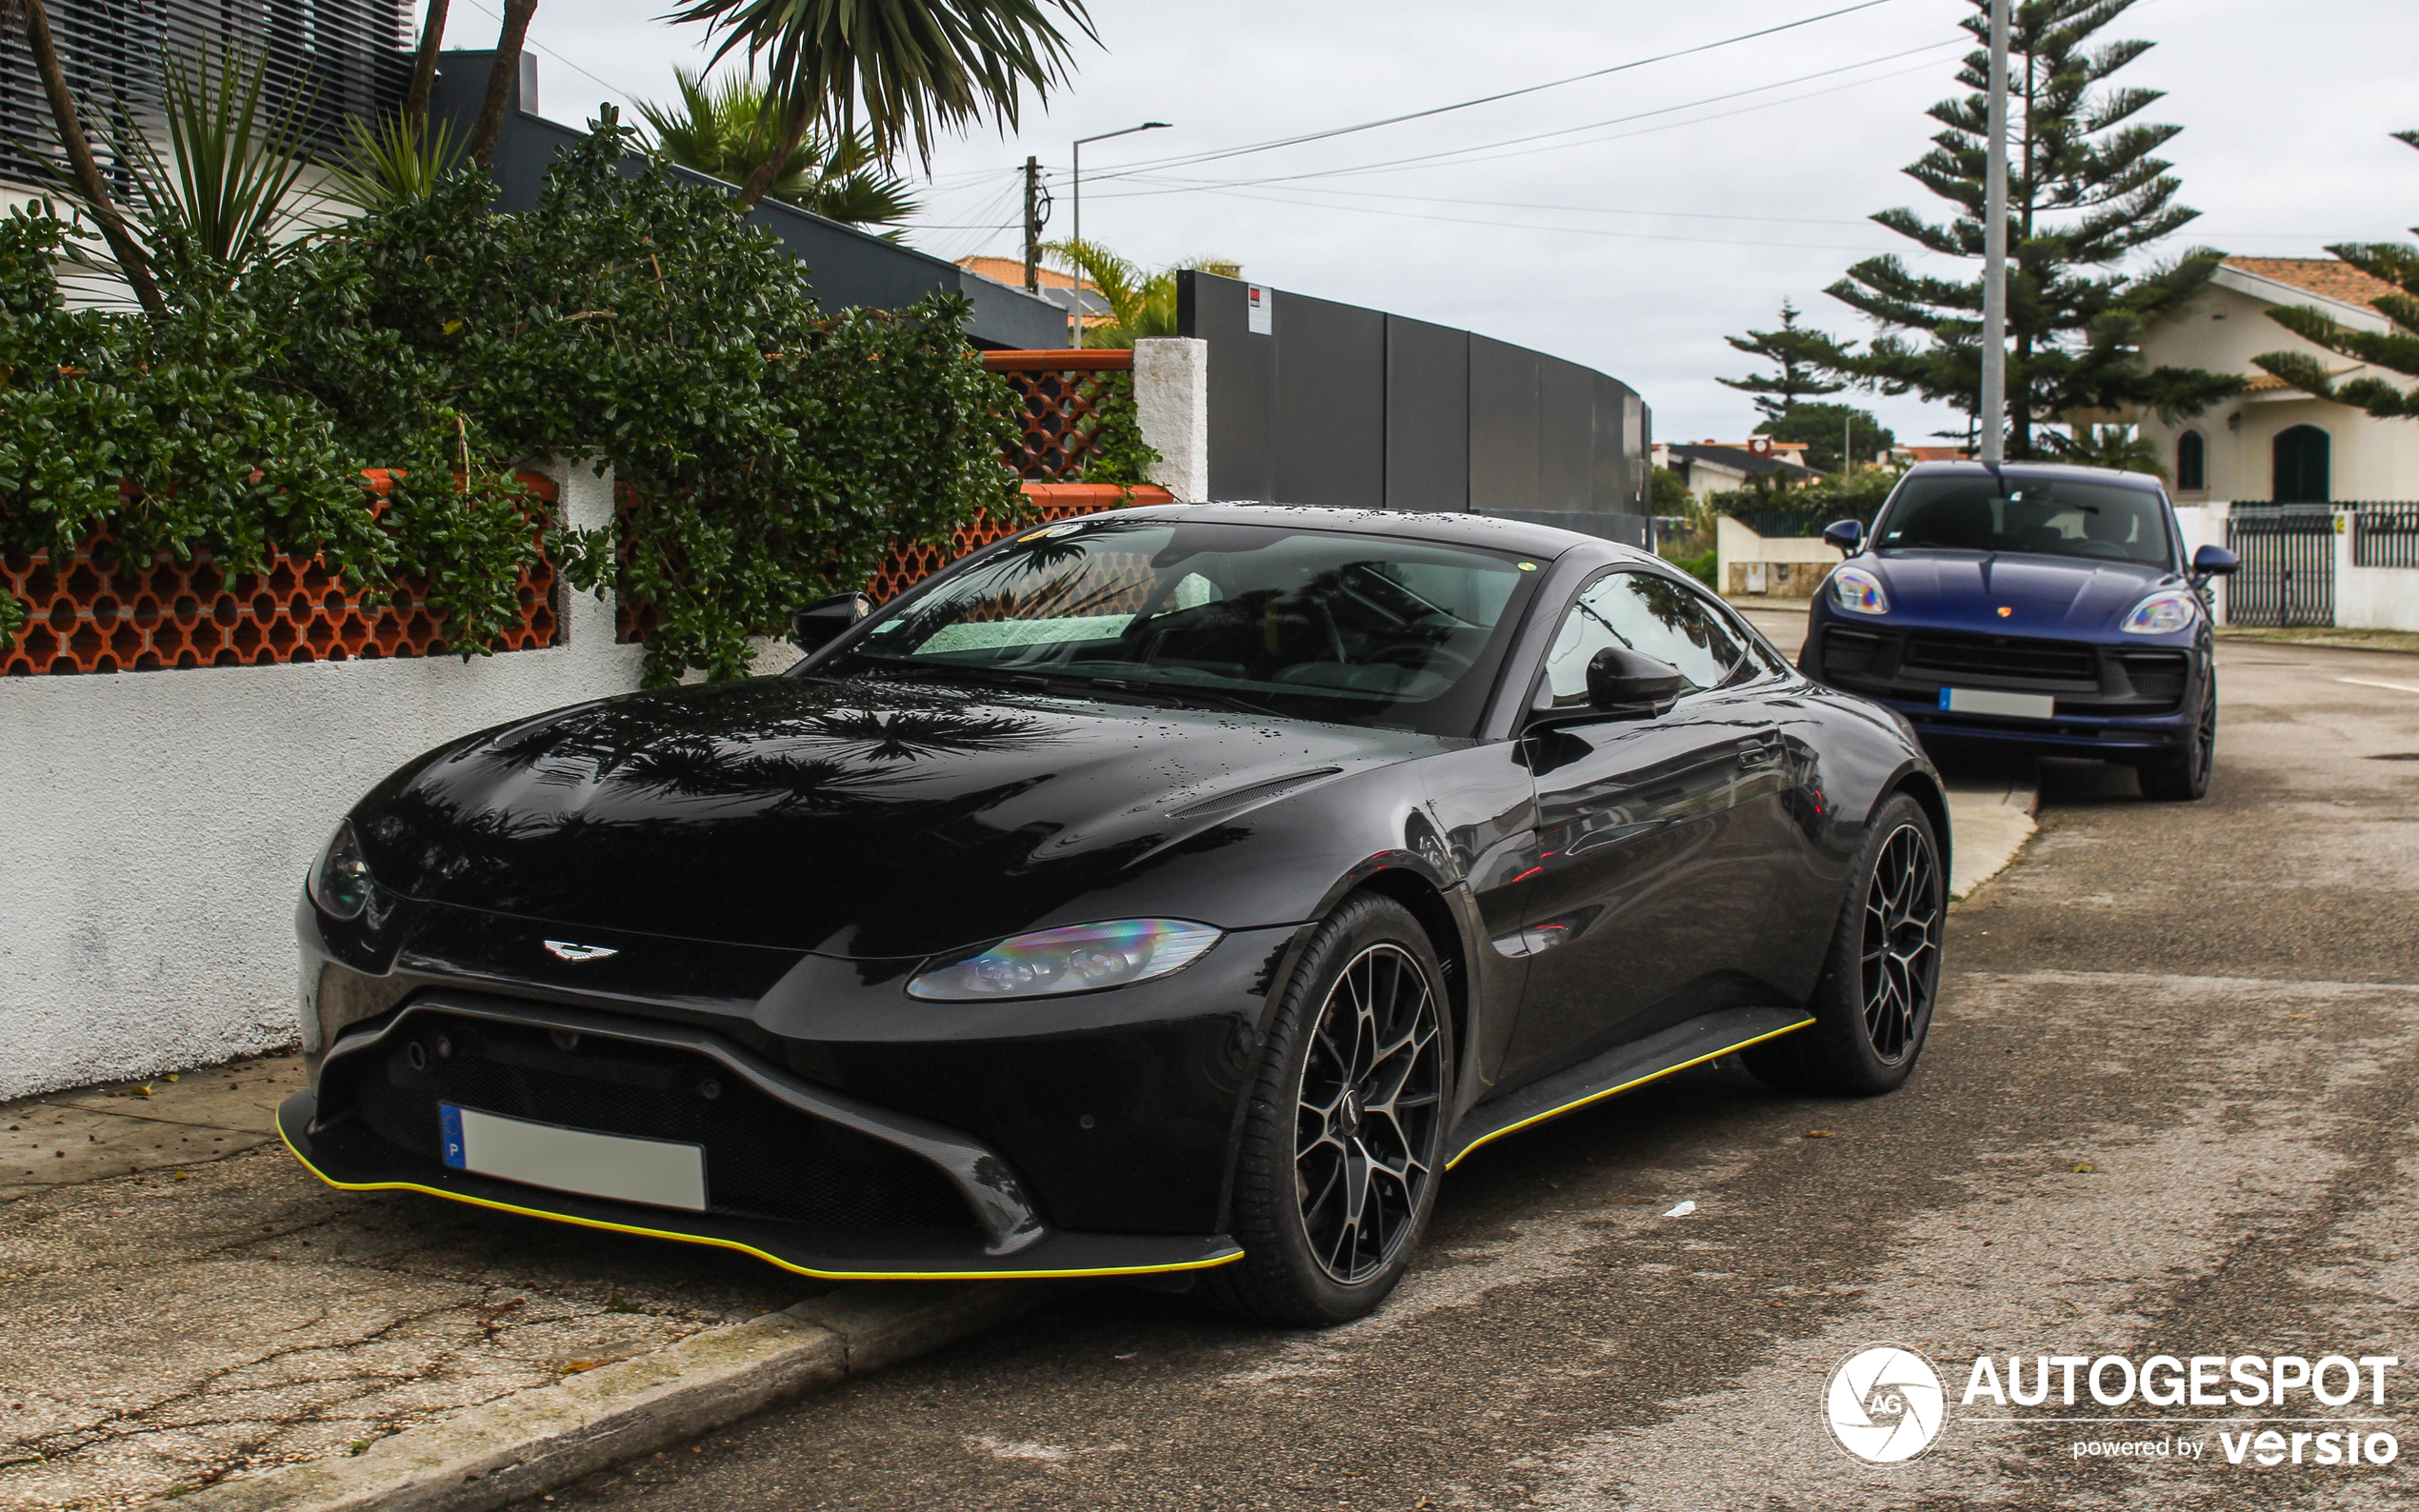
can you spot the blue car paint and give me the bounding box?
[1800,461,2215,760]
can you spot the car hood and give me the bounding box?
[1860,550,2176,635]
[353,676,1439,958]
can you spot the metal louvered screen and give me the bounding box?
[0,0,409,196]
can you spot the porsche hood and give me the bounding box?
[350,677,1438,958]
[1857,549,2176,634]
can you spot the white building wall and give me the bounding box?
[0,459,650,1101]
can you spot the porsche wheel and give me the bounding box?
[1207,893,1451,1326]
[2139,680,2216,802]
[1746,792,1942,1096]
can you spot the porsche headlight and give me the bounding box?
[309,819,375,920]
[908,919,1223,1001]
[1831,566,1889,615]
[2122,587,2199,635]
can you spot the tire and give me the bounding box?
[2139,678,2216,802]
[1745,792,1944,1097]
[1205,893,1454,1327]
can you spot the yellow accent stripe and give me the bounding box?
[1444,1017,1817,1170]
[275,1123,1242,1283]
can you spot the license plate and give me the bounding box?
[1938,686,2056,720]
[440,1104,707,1212]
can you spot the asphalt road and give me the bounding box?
[525,639,2419,1511]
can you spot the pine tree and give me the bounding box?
[1719,298,1848,420]
[2249,130,2419,420]
[1818,0,2240,457]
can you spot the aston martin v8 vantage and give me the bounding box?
[287,505,1949,1324]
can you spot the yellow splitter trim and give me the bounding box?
[276,1121,1243,1283]
[1445,1016,1816,1169]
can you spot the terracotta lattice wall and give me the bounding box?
[1,473,563,677]
[983,348,1135,480]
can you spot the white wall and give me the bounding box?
[0,459,649,1100]
[2334,511,2419,631]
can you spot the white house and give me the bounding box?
[2130,257,2419,504]
[1653,438,1821,504]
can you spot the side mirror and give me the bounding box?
[790,591,872,650]
[1588,647,1686,714]
[1821,519,1865,553]
[2190,544,2240,579]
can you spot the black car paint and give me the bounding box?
[291,506,1941,1278]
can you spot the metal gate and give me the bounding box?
[2225,506,2336,627]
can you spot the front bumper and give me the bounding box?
[1804,618,2200,756]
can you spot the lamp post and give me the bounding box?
[1979,0,2009,465]
[1068,121,1170,348]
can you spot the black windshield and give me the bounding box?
[1873,476,2175,567]
[820,518,1546,735]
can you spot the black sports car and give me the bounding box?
[287,505,1949,1324]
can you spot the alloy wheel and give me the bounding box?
[1294,943,1444,1284]
[1861,823,1941,1064]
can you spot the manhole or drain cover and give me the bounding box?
[2367,752,2419,762]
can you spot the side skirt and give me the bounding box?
[1444,1006,1814,1168]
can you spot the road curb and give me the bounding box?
[1947,765,2040,901]
[169,1280,1054,1512]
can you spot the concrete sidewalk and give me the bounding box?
[0,1061,813,1511]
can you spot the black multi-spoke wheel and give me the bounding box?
[1294,943,1444,1284]
[1209,894,1454,1325]
[2140,677,2216,801]
[1745,792,1943,1096]
[1860,824,1941,1064]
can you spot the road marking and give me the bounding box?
[2337,676,2419,695]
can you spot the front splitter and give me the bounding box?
[277,1092,1243,1282]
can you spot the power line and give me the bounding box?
[1082,0,1914,179]
[1174,186,1897,253]
[1090,42,1962,199]
[455,0,650,109]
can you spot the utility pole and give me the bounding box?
[1021,156,1045,293]
[1978,0,2009,466]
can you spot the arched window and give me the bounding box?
[2272,425,2330,504]
[2176,429,2206,492]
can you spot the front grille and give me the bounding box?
[342,1011,974,1234]
[1902,631,2098,683]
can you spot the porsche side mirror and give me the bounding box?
[1588,647,1685,714]
[2190,544,2240,579]
[790,591,872,650]
[1821,519,1865,553]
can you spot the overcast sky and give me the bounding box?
[460,0,2417,448]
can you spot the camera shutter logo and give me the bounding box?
[1827,1345,1947,1463]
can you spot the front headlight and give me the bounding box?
[2122,588,2199,635]
[1831,566,1889,615]
[908,919,1223,1001]
[309,819,374,920]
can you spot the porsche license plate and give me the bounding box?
[1938,686,2055,720]
[439,1104,707,1211]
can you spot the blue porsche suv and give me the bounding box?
[1801,461,2239,800]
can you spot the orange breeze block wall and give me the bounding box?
[1,473,563,677]
[982,348,1139,481]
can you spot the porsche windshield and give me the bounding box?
[829,518,1543,734]
[1873,476,2175,567]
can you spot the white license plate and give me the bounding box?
[1938,686,2056,720]
[440,1104,707,1212]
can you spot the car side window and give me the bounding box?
[1539,570,1743,709]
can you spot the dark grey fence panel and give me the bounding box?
[1180,271,1275,502]
[1468,335,1541,514]
[2226,506,2336,627]
[1593,373,1644,514]
[1273,291,1385,508]
[1384,315,1469,513]
[1538,356,1596,511]
[430,51,1065,349]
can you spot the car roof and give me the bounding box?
[1106,502,1654,563]
[1897,460,2169,495]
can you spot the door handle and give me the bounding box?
[1737,733,1784,769]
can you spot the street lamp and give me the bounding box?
[1068,121,1171,348]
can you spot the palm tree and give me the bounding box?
[664,0,1096,210]
[0,0,166,314]
[403,0,450,130]
[466,0,538,167]
[2052,423,2169,481]
[636,67,919,232]
[1044,239,1237,348]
